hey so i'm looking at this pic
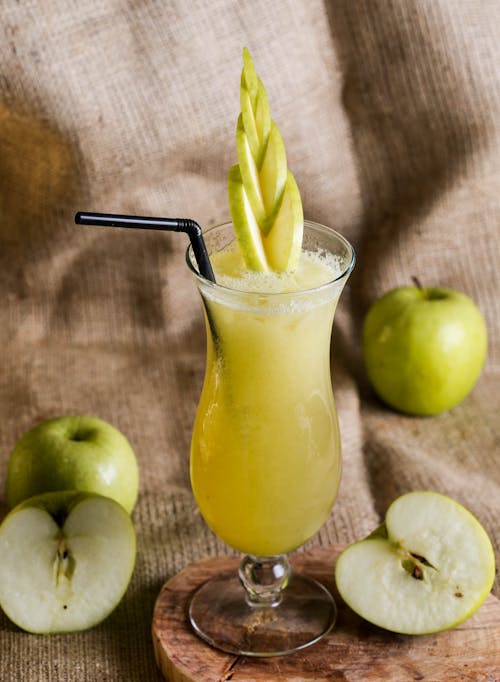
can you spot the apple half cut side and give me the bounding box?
[0,491,136,634]
[335,491,495,635]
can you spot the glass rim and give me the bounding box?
[186,219,356,297]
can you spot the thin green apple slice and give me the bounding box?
[228,164,269,271]
[240,86,260,161]
[240,82,271,166]
[236,114,266,227]
[0,491,136,634]
[259,121,287,226]
[241,46,258,96]
[335,491,495,635]
[240,48,261,160]
[253,80,271,149]
[264,170,303,272]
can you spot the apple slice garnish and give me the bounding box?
[240,49,270,163]
[236,114,266,228]
[0,491,136,634]
[264,170,303,272]
[335,491,495,635]
[258,121,287,229]
[228,164,269,271]
[228,48,303,272]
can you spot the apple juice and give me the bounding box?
[189,221,353,556]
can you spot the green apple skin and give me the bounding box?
[362,286,488,416]
[0,491,136,634]
[335,491,495,635]
[6,416,139,513]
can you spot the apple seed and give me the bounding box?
[402,558,424,579]
[401,551,438,580]
[54,537,75,584]
[410,552,437,570]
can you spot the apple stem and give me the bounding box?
[411,276,423,290]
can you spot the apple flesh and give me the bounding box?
[0,491,136,634]
[335,491,495,635]
[362,286,488,415]
[6,415,139,513]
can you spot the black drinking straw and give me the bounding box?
[74,211,216,283]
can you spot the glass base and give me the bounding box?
[188,571,337,657]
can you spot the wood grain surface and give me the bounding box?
[152,546,500,682]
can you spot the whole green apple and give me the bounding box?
[362,286,487,415]
[0,491,136,633]
[6,415,139,513]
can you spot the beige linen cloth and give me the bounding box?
[0,1,498,680]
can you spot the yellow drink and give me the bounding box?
[189,222,353,557]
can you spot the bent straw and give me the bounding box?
[74,211,216,283]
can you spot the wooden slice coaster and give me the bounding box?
[152,545,500,682]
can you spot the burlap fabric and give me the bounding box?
[0,1,498,680]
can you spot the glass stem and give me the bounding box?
[238,555,291,607]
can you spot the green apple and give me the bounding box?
[362,285,488,415]
[6,415,139,513]
[335,491,495,635]
[228,47,304,273]
[0,491,136,633]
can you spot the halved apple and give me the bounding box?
[0,491,136,634]
[335,491,495,635]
